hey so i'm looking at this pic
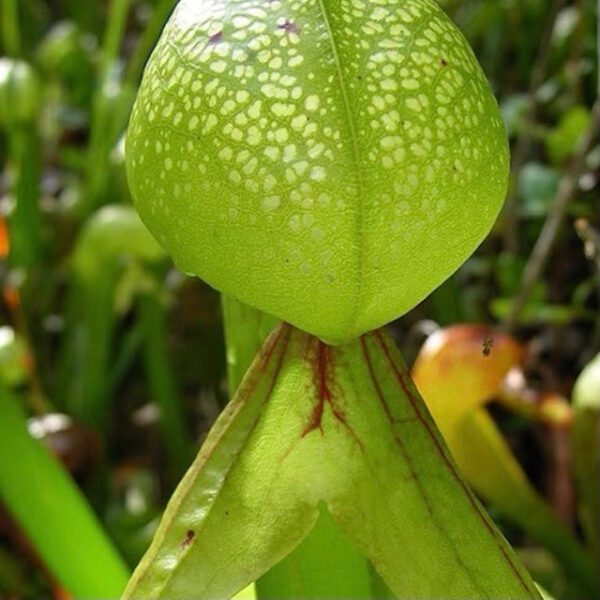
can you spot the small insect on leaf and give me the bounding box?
[181,530,195,549]
[482,337,494,357]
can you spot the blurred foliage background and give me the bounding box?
[0,0,598,599]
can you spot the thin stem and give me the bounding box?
[124,0,178,88]
[62,0,100,33]
[1,0,21,56]
[138,293,194,479]
[4,124,47,415]
[58,267,117,427]
[99,0,132,79]
[505,99,600,330]
[8,125,42,270]
[105,321,144,398]
[84,0,133,215]
[501,0,567,253]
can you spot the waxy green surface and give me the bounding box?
[572,352,600,563]
[123,325,539,599]
[126,0,509,343]
[0,58,41,126]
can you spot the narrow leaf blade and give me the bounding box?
[123,325,318,599]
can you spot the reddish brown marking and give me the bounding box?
[244,324,290,415]
[300,340,364,450]
[359,338,417,422]
[181,529,195,548]
[372,330,533,593]
[259,323,288,372]
[303,341,331,435]
[277,20,299,34]
[440,57,448,66]
[317,343,332,403]
[360,337,392,421]
[209,30,223,43]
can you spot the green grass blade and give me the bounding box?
[83,0,134,215]
[7,126,41,269]
[1,0,20,56]
[138,292,194,478]
[0,386,130,598]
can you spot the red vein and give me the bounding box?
[359,336,488,596]
[372,329,533,594]
[301,338,364,451]
[303,341,330,435]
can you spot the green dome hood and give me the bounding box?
[126,0,508,343]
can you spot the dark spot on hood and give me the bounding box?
[209,31,223,43]
[278,20,299,34]
[181,529,195,548]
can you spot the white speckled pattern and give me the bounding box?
[126,0,509,343]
